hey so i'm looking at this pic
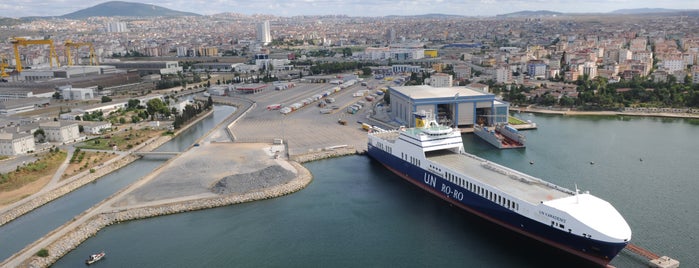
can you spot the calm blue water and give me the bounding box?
[0,105,236,262]
[51,113,699,267]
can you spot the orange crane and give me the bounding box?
[10,37,60,73]
[65,40,98,66]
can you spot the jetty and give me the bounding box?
[622,243,679,268]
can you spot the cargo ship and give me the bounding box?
[367,111,631,266]
[473,123,526,149]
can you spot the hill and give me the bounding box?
[0,17,23,26]
[610,8,682,14]
[61,1,199,19]
[496,10,564,18]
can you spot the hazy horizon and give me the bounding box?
[0,0,697,19]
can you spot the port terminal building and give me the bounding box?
[388,85,509,128]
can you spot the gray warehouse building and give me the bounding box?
[389,85,509,128]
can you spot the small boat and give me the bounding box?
[85,251,105,265]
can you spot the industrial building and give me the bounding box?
[389,85,509,128]
[60,86,95,100]
[107,61,181,76]
[0,98,51,115]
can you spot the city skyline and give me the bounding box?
[0,0,697,19]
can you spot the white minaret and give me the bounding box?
[257,21,272,45]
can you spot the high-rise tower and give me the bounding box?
[257,21,272,45]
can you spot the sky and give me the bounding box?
[0,0,697,18]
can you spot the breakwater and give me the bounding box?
[292,147,364,163]
[20,162,312,268]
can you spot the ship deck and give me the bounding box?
[426,150,572,204]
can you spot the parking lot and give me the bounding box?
[230,78,389,156]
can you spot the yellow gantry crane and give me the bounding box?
[10,37,60,73]
[65,40,98,66]
[0,54,9,78]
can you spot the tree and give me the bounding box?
[146,98,169,120]
[34,129,46,143]
[127,99,141,110]
[362,67,372,76]
[207,96,213,108]
[101,96,112,103]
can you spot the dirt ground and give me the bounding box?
[62,151,119,180]
[0,174,52,209]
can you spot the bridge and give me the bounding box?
[132,151,181,156]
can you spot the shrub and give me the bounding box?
[37,249,49,257]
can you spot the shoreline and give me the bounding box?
[510,107,699,119]
[21,161,313,268]
[0,109,214,228]
[4,99,347,267]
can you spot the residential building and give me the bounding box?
[527,60,547,79]
[429,73,453,87]
[662,58,686,73]
[582,62,598,79]
[106,21,128,33]
[453,65,471,80]
[0,132,35,156]
[495,66,512,84]
[39,121,80,143]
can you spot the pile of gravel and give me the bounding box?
[211,165,295,195]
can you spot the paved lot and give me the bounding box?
[113,143,291,207]
[231,81,388,156]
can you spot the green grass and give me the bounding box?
[508,116,527,125]
[77,129,163,151]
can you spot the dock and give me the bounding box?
[623,243,679,268]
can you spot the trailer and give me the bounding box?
[267,104,282,110]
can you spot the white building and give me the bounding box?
[495,66,512,84]
[0,132,36,156]
[257,21,272,45]
[255,59,291,71]
[39,121,80,143]
[429,73,453,87]
[106,21,128,33]
[81,121,112,135]
[389,85,508,128]
[582,62,598,79]
[662,58,686,74]
[61,86,95,100]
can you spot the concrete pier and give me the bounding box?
[625,243,680,268]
